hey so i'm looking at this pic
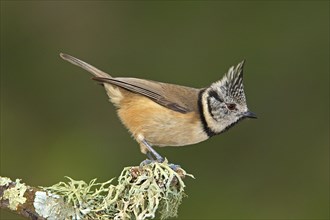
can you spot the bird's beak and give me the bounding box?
[243,111,257,119]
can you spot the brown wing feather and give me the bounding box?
[93,77,200,113]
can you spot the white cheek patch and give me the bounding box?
[202,91,228,134]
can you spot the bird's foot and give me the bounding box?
[139,159,153,167]
[142,140,164,163]
[140,156,181,171]
[168,163,181,171]
[146,151,164,163]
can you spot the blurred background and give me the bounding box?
[1,1,329,219]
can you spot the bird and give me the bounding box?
[60,53,257,162]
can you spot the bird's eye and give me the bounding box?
[226,103,236,110]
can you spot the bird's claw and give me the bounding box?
[140,158,181,171]
[139,159,153,166]
[168,163,181,171]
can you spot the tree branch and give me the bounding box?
[1,161,193,220]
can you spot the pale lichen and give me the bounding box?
[0,177,12,187]
[34,191,76,220]
[41,161,193,220]
[0,178,27,210]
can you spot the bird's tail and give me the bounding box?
[60,53,112,78]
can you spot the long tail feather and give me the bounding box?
[60,53,111,78]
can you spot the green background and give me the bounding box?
[1,1,329,219]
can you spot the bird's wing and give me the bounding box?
[93,77,200,113]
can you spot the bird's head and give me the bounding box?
[200,60,257,135]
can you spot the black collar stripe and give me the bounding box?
[198,89,217,137]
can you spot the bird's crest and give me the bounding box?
[214,60,246,104]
